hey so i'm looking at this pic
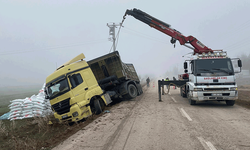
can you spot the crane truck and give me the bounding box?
[123,8,242,106]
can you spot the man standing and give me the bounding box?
[173,76,176,89]
[165,77,169,89]
[146,77,150,87]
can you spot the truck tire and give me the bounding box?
[187,88,195,105]
[189,98,196,105]
[226,100,235,106]
[93,99,102,115]
[125,84,138,99]
[182,87,187,98]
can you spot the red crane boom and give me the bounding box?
[123,8,213,54]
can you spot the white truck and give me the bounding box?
[179,51,242,106]
[123,8,242,105]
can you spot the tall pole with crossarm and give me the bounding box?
[107,23,121,52]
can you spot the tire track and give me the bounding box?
[101,87,148,150]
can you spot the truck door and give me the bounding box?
[68,72,88,102]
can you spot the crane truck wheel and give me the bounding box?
[93,99,102,115]
[180,87,183,96]
[181,86,187,98]
[187,88,196,105]
[124,84,138,99]
[226,100,235,106]
[189,98,196,105]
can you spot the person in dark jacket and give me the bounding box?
[146,77,150,87]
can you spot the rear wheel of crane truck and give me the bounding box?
[180,87,183,97]
[124,84,138,99]
[226,100,235,106]
[180,86,187,98]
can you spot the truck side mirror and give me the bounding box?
[238,60,242,67]
[184,62,187,69]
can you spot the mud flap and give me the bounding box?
[103,93,112,105]
[136,83,143,95]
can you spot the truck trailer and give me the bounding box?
[87,51,143,100]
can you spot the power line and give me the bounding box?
[217,19,250,41]
[223,35,250,50]
[121,27,168,44]
[225,42,250,51]
[124,27,168,42]
[0,39,108,55]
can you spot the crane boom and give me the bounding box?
[123,8,213,54]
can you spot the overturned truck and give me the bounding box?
[45,51,143,124]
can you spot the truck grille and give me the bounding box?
[195,83,235,86]
[204,88,229,91]
[52,98,71,115]
[204,93,230,96]
[209,97,223,100]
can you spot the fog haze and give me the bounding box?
[1,0,250,87]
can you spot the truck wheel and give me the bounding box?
[182,87,187,97]
[187,90,195,105]
[125,84,138,99]
[180,87,183,97]
[226,100,235,106]
[93,99,102,115]
[189,99,196,105]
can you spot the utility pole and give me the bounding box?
[107,23,121,52]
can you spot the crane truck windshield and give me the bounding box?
[46,77,70,99]
[193,58,234,76]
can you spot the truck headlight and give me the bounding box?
[194,88,203,91]
[230,87,237,91]
[72,112,79,117]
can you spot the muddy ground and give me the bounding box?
[237,85,250,109]
[1,85,250,149]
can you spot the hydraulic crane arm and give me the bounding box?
[123,8,213,54]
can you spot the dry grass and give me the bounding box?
[33,116,51,134]
[0,120,8,137]
[0,115,59,150]
[0,114,104,150]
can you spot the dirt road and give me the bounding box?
[53,84,250,150]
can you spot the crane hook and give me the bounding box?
[170,37,176,48]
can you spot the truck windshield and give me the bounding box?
[46,77,69,99]
[194,58,234,76]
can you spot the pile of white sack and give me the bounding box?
[8,84,53,121]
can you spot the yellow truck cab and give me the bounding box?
[45,53,112,123]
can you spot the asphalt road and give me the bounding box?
[53,84,250,150]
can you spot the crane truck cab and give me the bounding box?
[45,53,111,123]
[182,51,242,105]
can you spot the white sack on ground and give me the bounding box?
[8,83,53,121]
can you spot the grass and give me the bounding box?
[0,85,42,116]
[236,90,250,109]
[0,116,59,150]
[0,113,105,150]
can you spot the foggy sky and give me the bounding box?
[1,0,250,87]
